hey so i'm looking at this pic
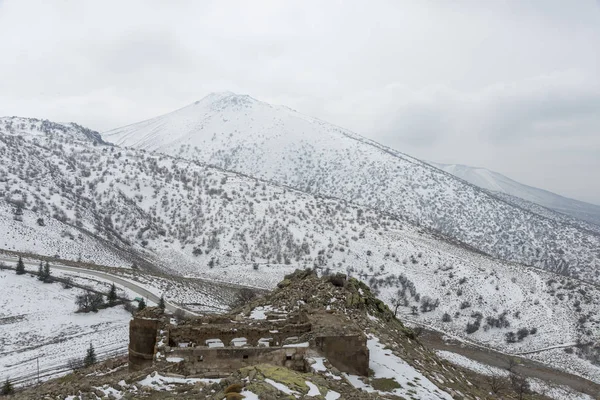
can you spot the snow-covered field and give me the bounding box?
[0,271,131,385]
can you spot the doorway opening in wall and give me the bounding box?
[243,355,249,359]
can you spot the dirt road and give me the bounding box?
[419,328,600,398]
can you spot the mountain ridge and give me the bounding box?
[430,162,600,226]
[103,92,600,284]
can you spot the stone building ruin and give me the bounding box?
[129,306,370,378]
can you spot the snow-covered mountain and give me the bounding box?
[430,162,600,227]
[2,116,600,381]
[104,92,600,285]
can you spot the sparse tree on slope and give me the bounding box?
[37,261,44,281]
[76,290,104,312]
[83,343,96,367]
[43,261,51,283]
[1,378,14,395]
[107,283,118,306]
[510,373,530,400]
[15,256,25,275]
[138,298,146,311]
[158,295,165,310]
[390,296,404,317]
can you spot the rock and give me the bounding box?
[328,273,347,287]
[248,369,257,382]
[277,279,291,289]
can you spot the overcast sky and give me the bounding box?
[1,0,599,205]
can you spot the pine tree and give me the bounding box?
[1,378,14,395]
[83,343,96,367]
[138,298,146,311]
[43,261,51,282]
[15,256,25,275]
[158,295,165,310]
[107,283,117,306]
[37,261,45,281]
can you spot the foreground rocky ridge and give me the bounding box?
[11,271,563,400]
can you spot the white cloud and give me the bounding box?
[0,0,599,203]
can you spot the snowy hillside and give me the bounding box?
[431,162,600,227]
[103,92,600,284]
[0,269,131,385]
[1,116,599,381]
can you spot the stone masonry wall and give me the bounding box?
[129,318,161,371]
[315,335,370,376]
[168,347,307,377]
[169,323,312,348]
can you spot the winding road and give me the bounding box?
[0,255,198,317]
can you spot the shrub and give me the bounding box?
[420,296,439,313]
[516,328,530,341]
[224,383,244,394]
[371,378,401,391]
[62,277,73,289]
[505,331,517,343]
[442,313,452,322]
[1,378,14,395]
[466,312,483,334]
[76,290,104,312]
[123,301,136,315]
[466,321,480,334]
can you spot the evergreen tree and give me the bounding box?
[37,261,45,281]
[158,295,166,310]
[1,378,14,395]
[15,256,25,275]
[138,298,146,311]
[43,261,51,282]
[107,283,118,306]
[83,343,97,367]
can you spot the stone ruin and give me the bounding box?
[129,305,370,378]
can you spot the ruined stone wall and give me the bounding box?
[169,323,311,347]
[129,318,161,371]
[168,347,307,377]
[315,335,369,376]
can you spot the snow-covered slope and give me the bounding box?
[103,92,600,284]
[2,116,599,381]
[431,162,600,227]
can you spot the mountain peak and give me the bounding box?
[194,91,260,110]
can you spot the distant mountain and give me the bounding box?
[430,162,600,227]
[103,92,600,284]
